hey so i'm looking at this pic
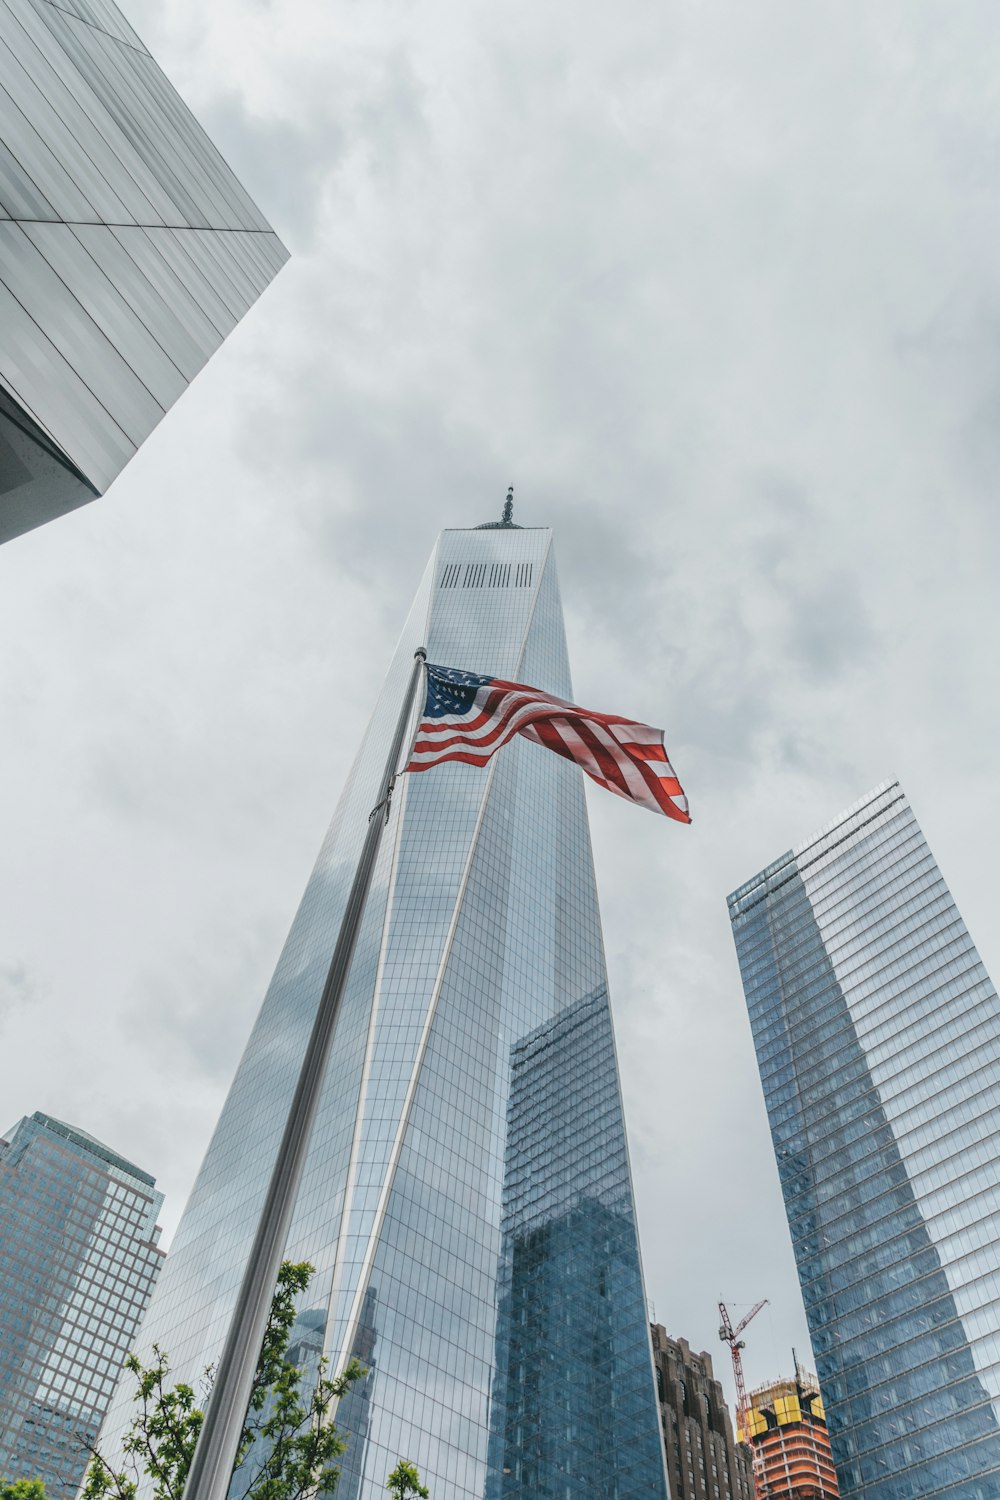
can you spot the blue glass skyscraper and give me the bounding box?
[728,781,1000,1500]
[102,518,668,1500]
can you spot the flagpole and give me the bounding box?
[182,646,428,1500]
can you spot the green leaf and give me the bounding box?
[385,1460,429,1500]
[1,1480,51,1500]
[82,1263,392,1500]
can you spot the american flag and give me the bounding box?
[404,663,690,823]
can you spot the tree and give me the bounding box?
[1,1482,48,1500]
[80,1261,426,1500]
[385,1462,429,1500]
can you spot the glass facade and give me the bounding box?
[728,781,1000,1500]
[101,525,668,1500]
[0,0,288,543]
[0,1111,165,1496]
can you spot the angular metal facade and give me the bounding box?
[729,782,1000,1500]
[0,1112,164,1497]
[0,0,287,543]
[101,526,668,1500]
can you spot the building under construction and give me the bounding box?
[740,1366,840,1499]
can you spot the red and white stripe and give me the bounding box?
[405,677,690,823]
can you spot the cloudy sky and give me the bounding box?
[3,0,1000,1409]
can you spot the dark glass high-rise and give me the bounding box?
[101,520,669,1500]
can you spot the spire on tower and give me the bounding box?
[476,485,521,530]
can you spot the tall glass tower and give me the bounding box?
[102,521,668,1500]
[728,781,1000,1500]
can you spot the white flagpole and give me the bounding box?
[182,647,428,1500]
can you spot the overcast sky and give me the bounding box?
[3,0,1000,1411]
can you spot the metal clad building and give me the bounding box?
[0,1112,164,1496]
[0,0,287,543]
[729,782,1000,1500]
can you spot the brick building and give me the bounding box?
[651,1325,755,1500]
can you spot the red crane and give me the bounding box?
[719,1299,769,1497]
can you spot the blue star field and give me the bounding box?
[423,664,493,719]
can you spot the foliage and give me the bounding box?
[1,1481,49,1500]
[385,1462,429,1500]
[81,1262,427,1500]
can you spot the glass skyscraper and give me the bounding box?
[0,0,287,545]
[102,521,668,1500]
[728,780,1000,1500]
[0,1112,165,1496]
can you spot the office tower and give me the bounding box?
[728,780,1000,1500]
[0,0,287,545]
[0,1112,165,1497]
[101,517,669,1500]
[650,1325,755,1500]
[743,1367,839,1499]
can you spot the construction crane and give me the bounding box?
[719,1299,769,1497]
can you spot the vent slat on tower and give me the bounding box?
[439,560,533,589]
